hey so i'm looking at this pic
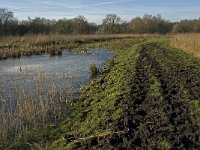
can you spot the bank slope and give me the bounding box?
[63,40,200,149]
[9,39,200,149]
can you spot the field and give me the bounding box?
[1,36,199,149]
[171,33,200,57]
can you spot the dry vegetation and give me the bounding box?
[171,34,200,57]
[0,34,144,44]
[1,36,200,149]
[0,68,75,147]
[0,34,158,60]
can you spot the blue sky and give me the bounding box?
[0,0,200,24]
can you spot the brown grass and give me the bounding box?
[0,34,160,60]
[171,34,200,57]
[0,34,147,44]
[0,68,75,147]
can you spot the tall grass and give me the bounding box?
[89,64,99,78]
[0,34,144,44]
[0,68,75,148]
[0,34,149,60]
[171,34,200,57]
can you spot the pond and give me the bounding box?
[0,48,114,104]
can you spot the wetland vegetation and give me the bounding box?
[1,7,200,150]
[1,36,199,149]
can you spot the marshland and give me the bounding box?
[0,2,200,149]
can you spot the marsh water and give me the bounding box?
[0,48,114,104]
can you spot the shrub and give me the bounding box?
[89,64,99,78]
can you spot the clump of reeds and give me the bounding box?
[48,49,63,56]
[0,68,75,148]
[171,33,200,57]
[89,64,99,78]
[108,58,115,68]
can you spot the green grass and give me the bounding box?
[5,38,142,149]
[46,38,141,149]
[3,36,200,149]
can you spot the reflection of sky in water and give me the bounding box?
[0,48,114,103]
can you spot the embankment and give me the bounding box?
[6,38,200,150]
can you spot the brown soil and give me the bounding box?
[68,43,200,149]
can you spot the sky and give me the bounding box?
[0,0,200,24]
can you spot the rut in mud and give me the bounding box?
[67,43,200,149]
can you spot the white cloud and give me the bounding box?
[35,0,136,8]
[69,0,136,8]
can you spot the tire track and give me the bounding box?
[144,44,200,149]
[69,43,200,149]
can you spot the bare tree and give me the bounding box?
[103,14,122,25]
[0,8,14,36]
[99,14,122,34]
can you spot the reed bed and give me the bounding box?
[0,34,152,60]
[171,34,200,57]
[0,34,143,44]
[0,68,76,147]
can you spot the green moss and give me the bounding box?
[158,140,172,150]
[50,137,68,150]
[46,39,141,148]
[149,76,162,98]
[65,142,76,150]
[181,92,200,126]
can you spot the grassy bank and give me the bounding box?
[1,37,200,149]
[2,37,142,149]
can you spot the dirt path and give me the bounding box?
[70,43,200,149]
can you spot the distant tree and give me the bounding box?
[119,21,129,33]
[0,8,14,36]
[28,17,52,34]
[193,19,200,32]
[53,18,73,34]
[71,16,89,34]
[52,16,97,35]
[103,14,122,25]
[172,19,200,33]
[88,23,98,34]
[6,18,19,35]
[128,17,145,34]
[98,14,122,34]
[2,7,200,36]
[17,20,30,35]
[128,14,172,34]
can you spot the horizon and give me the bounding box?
[0,0,200,24]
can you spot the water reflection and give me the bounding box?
[0,48,114,103]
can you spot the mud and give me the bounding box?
[71,43,200,149]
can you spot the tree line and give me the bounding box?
[0,8,200,36]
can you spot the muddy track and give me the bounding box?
[73,43,200,149]
[143,44,200,149]
[145,44,200,100]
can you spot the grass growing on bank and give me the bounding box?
[0,68,75,149]
[3,38,143,149]
[4,36,200,149]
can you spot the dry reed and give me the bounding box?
[0,67,75,147]
[171,33,200,57]
[0,34,150,60]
